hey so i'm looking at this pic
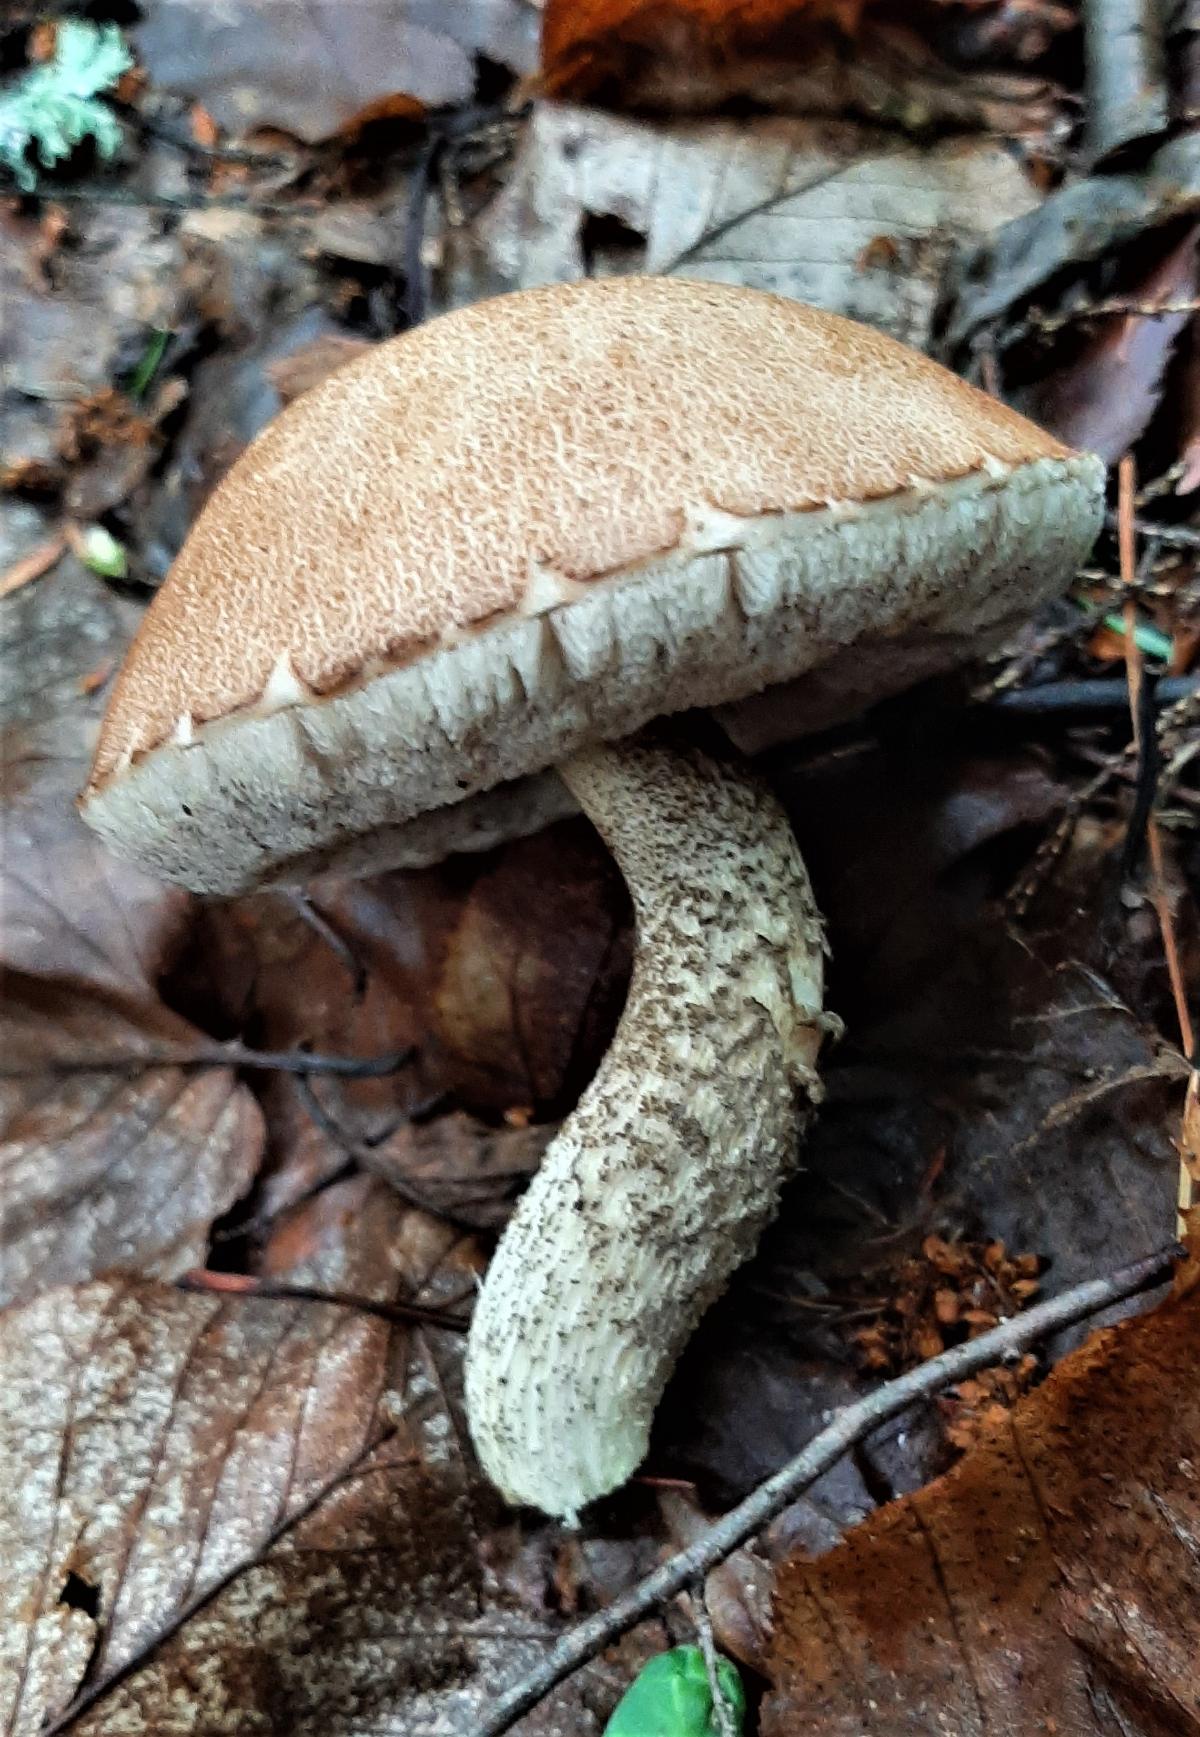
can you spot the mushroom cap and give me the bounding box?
[81,276,1104,893]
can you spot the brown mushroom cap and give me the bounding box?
[81,276,1104,892]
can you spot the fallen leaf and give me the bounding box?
[451,103,1039,351]
[265,333,374,404]
[0,565,262,1306]
[365,1111,557,1229]
[411,820,631,1113]
[0,1177,658,1735]
[0,203,184,502]
[946,130,1200,355]
[0,556,133,732]
[166,818,629,1224]
[133,0,540,143]
[763,1269,1200,1734]
[539,0,1063,135]
[1028,225,1200,460]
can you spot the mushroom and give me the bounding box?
[79,277,1105,1520]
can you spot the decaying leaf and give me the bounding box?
[763,1271,1200,1734]
[364,1112,557,1230]
[265,333,374,404]
[0,567,262,1306]
[0,1178,657,1736]
[159,817,627,1225]
[539,0,1063,135]
[450,103,1039,350]
[1028,225,1200,459]
[133,0,540,142]
[946,130,1200,354]
[0,201,184,503]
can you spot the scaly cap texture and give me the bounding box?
[81,276,1104,890]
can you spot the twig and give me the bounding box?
[128,109,300,168]
[690,1584,737,1737]
[1082,0,1169,164]
[278,890,367,997]
[1105,510,1200,550]
[1028,295,1200,336]
[7,179,322,218]
[1117,459,1198,1227]
[176,1268,469,1333]
[402,134,439,327]
[0,534,65,598]
[983,675,1199,716]
[0,1043,414,1080]
[292,1074,471,1225]
[479,1245,1179,1737]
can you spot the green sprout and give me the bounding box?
[0,19,132,192]
[604,1645,746,1737]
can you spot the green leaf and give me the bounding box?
[603,1645,746,1737]
[77,525,128,580]
[0,19,132,192]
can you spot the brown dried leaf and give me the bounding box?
[165,819,626,1223]
[453,104,1038,353]
[0,205,184,505]
[0,570,262,1305]
[764,1278,1200,1734]
[539,0,1064,133]
[133,0,539,142]
[1029,225,1200,460]
[0,1179,650,1735]
[265,334,374,405]
[365,1112,556,1229]
[409,820,630,1112]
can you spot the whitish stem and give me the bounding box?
[464,736,828,1521]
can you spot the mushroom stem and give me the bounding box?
[464,735,828,1521]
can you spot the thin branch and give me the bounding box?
[1105,510,1200,551]
[0,1043,415,1080]
[277,891,367,997]
[176,1269,469,1334]
[690,1584,737,1737]
[292,1072,467,1223]
[5,178,322,218]
[983,675,1199,717]
[480,1244,1179,1737]
[127,109,301,168]
[1029,295,1200,336]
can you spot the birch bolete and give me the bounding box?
[80,277,1105,1519]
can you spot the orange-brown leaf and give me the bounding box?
[764,1278,1200,1733]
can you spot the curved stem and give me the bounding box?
[464,736,828,1520]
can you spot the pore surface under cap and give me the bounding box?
[81,277,1104,890]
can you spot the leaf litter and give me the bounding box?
[0,0,1198,1730]
[0,1178,662,1736]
